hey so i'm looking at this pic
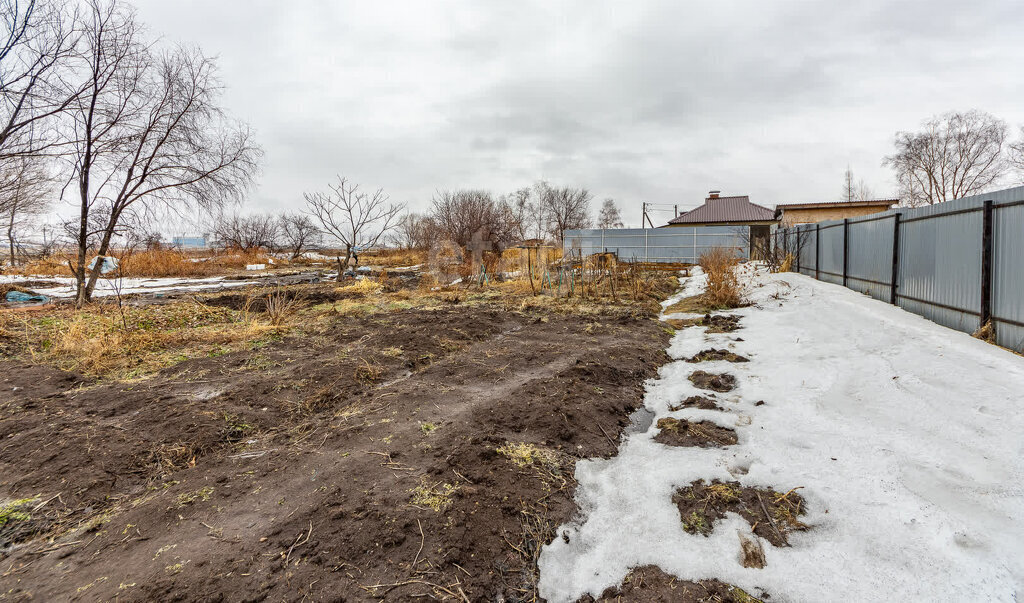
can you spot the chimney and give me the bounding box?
[708,190,721,200]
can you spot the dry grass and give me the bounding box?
[17,249,278,279]
[779,253,794,273]
[1,300,287,379]
[698,247,745,309]
[359,248,427,268]
[262,286,303,327]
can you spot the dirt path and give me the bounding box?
[0,304,670,601]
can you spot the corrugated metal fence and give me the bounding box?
[775,185,1024,352]
[563,226,747,264]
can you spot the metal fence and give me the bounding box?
[563,226,747,264]
[775,185,1024,352]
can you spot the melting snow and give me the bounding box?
[539,268,1024,602]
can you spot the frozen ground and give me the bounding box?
[539,268,1024,602]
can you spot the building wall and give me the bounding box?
[780,205,890,227]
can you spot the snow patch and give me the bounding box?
[539,269,1024,602]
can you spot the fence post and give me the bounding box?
[815,223,820,280]
[601,228,605,253]
[796,226,801,273]
[981,200,994,327]
[890,212,901,305]
[644,228,649,262]
[842,219,849,287]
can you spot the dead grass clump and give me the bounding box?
[972,320,995,344]
[585,566,766,602]
[664,313,742,333]
[353,359,384,384]
[699,247,745,309]
[779,253,794,273]
[654,417,737,448]
[689,370,737,392]
[669,395,722,411]
[410,480,459,512]
[263,286,303,326]
[673,479,808,547]
[686,348,749,363]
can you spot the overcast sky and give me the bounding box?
[131,0,1024,229]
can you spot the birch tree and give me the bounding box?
[884,110,1008,207]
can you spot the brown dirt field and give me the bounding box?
[0,302,670,601]
[577,565,765,602]
[653,418,737,448]
[674,480,808,548]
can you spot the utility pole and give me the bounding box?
[642,202,653,229]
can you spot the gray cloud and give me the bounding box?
[132,0,1024,226]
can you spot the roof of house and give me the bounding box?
[667,195,776,225]
[774,199,898,211]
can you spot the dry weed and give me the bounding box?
[699,247,745,308]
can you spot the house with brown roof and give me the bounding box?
[775,199,897,227]
[664,191,777,259]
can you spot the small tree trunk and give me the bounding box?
[335,244,352,283]
[7,212,15,267]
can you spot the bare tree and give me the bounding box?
[277,212,319,259]
[597,198,624,229]
[429,189,517,250]
[304,175,404,280]
[536,181,592,243]
[1010,125,1024,180]
[0,155,51,264]
[500,187,535,242]
[0,0,81,160]
[842,166,855,202]
[214,213,278,250]
[64,0,261,304]
[884,110,1008,207]
[855,179,874,200]
[394,211,437,250]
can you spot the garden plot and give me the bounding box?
[539,269,1024,602]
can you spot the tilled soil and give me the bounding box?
[673,479,808,548]
[0,304,670,601]
[577,565,765,602]
[653,418,737,448]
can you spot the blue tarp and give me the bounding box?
[5,290,49,303]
